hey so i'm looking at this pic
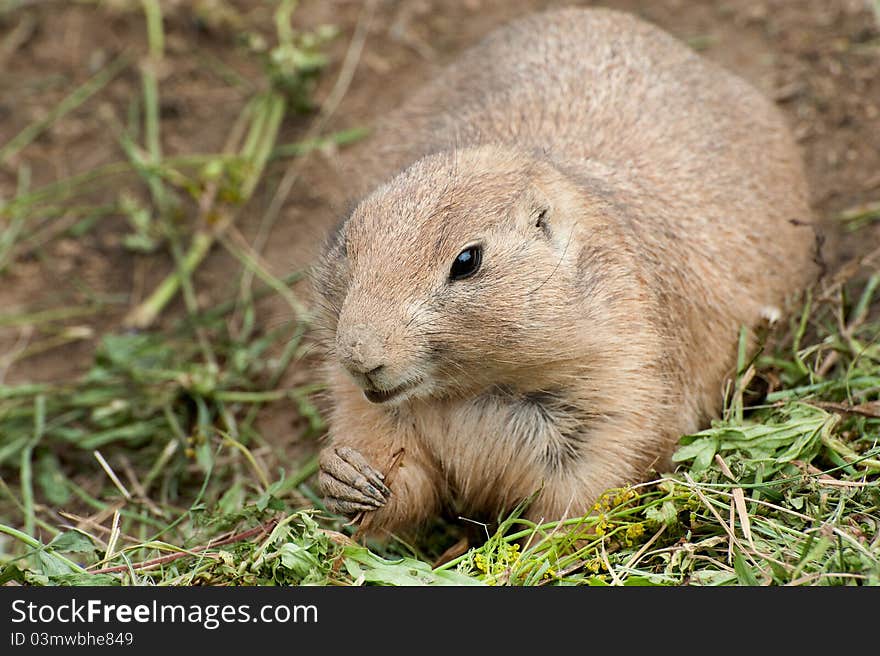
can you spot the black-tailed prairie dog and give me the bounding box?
[312,7,817,536]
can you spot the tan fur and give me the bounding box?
[311,8,818,535]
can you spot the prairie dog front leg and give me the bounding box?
[318,376,444,536]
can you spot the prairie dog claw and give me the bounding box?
[320,446,390,516]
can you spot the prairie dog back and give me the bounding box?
[314,8,817,535]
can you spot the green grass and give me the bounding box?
[1,1,878,587]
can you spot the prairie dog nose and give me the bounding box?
[337,324,386,376]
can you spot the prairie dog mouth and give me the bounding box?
[363,379,421,404]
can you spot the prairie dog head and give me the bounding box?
[312,146,629,405]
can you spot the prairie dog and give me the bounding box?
[311,8,817,535]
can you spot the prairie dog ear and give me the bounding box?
[533,205,552,238]
[514,175,587,264]
[518,180,578,241]
[515,184,553,235]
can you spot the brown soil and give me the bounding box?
[1,0,879,443]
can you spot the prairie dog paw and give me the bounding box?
[319,446,391,516]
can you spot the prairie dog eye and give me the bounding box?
[449,245,482,281]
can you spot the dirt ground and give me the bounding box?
[1,0,879,443]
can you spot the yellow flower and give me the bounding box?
[613,488,636,506]
[474,553,488,574]
[625,523,645,545]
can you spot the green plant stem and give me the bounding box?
[0,524,87,574]
[0,54,130,165]
[140,0,170,216]
[0,164,31,272]
[271,127,368,157]
[124,230,216,328]
[20,395,46,539]
[0,132,361,221]
[219,235,307,318]
[124,92,286,328]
